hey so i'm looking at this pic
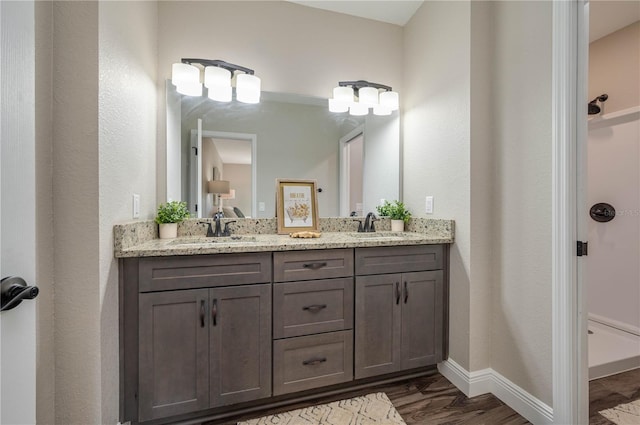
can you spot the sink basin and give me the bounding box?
[350,232,406,240]
[169,236,257,245]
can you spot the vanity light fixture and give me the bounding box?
[328,80,399,116]
[171,59,261,104]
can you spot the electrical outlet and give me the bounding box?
[380,198,386,205]
[259,202,266,212]
[425,196,434,214]
[132,194,141,218]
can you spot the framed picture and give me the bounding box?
[276,179,319,234]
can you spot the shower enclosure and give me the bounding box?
[588,105,640,380]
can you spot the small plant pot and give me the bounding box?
[159,223,178,239]
[391,219,405,232]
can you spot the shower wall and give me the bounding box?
[588,21,640,335]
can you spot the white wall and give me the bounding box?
[490,0,553,406]
[224,164,252,217]
[48,1,158,423]
[157,0,403,204]
[98,3,158,423]
[403,0,553,407]
[589,21,640,114]
[403,0,473,370]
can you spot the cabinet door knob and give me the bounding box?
[212,299,218,326]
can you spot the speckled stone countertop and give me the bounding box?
[114,217,454,258]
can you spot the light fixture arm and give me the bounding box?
[338,80,392,94]
[181,58,255,75]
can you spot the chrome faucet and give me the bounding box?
[362,212,377,232]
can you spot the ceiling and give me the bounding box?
[289,0,639,40]
[288,0,423,26]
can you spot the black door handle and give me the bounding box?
[1,276,39,312]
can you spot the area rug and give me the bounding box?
[237,392,406,425]
[600,399,640,424]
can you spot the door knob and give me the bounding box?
[1,276,39,312]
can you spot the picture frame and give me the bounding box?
[276,179,319,234]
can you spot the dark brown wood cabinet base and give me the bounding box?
[119,245,449,425]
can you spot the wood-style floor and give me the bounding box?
[214,368,640,424]
[217,370,530,425]
[589,368,640,425]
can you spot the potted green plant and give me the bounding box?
[376,200,411,232]
[155,201,190,239]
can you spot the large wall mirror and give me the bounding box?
[166,81,400,219]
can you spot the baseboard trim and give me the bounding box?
[438,360,553,424]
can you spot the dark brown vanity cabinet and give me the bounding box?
[121,253,272,423]
[120,245,448,425]
[354,246,445,379]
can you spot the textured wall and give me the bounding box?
[589,21,640,114]
[403,0,472,370]
[98,1,158,423]
[490,0,553,406]
[52,2,101,423]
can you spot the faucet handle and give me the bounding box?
[199,221,215,237]
[353,219,363,232]
[222,220,237,237]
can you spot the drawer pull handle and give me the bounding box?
[395,282,400,305]
[200,300,205,328]
[212,299,218,326]
[404,281,408,304]
[302,357,327,366]
[303,262,327,270]
[303,304,327,312]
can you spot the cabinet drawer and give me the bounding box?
[138,253,271,292]
[273,330,353,395]
[355,245,443,275]
[273,278,353,339]
[273,249,353,282]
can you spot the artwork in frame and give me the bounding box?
[276,179,319,234]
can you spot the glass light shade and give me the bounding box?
[329,98,349,113]
[172,63,199,86]
[333,86,354,103]
[208,85,232,102]
[207,180,230,194]
[358,86,379,107]
[373,105,392,116]
[176,82,202,96]
[204,66,231,88]
[236,74,261,104]
[349,102,369,116]
[379,91,399,111]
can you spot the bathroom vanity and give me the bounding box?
[116,218,453,425]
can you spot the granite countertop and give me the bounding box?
[114,217,454,258]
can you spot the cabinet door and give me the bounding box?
[401,271,444,369]
[354,274,402,379]
[210,284,271,407]
[138,289,209,422]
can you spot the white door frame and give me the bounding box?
[339,125,365,217]
[551,1,589,423]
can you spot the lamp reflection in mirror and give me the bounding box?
[171,58,260,104]
[328,80,399,116]
[208,180,231,213]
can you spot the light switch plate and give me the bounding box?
[132,194,140,218]
[425,196,433,214]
